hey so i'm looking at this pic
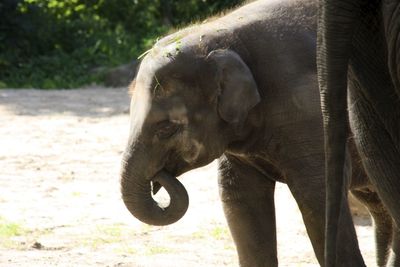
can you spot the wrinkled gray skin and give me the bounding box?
[317,0,400,266]
[121,0,397,266]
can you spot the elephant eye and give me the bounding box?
[156,121,181,139]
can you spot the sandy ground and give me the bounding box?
[0,88,376,266]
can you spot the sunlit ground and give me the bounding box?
[0,88,375,266]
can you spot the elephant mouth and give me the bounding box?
[121,166,190,226]
[151,167,185,195]
[151,179,163,195]
[121,145,204,226]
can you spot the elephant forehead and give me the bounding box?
[169,102,188,124]
[147,97,188,124]
[129,86,151,140]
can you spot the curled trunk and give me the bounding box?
[120,158,189,226]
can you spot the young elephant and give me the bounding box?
[120,0,397,266]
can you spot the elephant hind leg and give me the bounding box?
[288,171,364,267]
[388,224,400,267]
[351,188,393,267]
[348,81,400,231]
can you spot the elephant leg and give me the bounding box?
[286,174,325,265]
[351,188,393,267]
[218,155,278,267]
[382,0,400,96]
[348,84,400,230]
[388,224,400,267]
[288,172,364,267]
[347,9,400,230]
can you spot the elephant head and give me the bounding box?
[120,46,260,226]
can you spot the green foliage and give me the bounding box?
[0,0,243,89]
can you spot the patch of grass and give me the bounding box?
[58,171,75,181]
[96,224,123,237]
[211,226,229,240]
[0,218,26,238]
[191,230,207,240]
[0,81,7,89]
[0,217,29,249]
[80,223,143,253]
[71,191,82,197]
[224,244,235,251]
[189,226,230,241]
[83,237,111,249]
[83,223,133,249]
[146,246,174,255]
[113,246,138,255]
[140,223,154,233]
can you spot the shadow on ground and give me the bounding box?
[0,88,130,117]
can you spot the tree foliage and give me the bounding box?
[0,0,243,88]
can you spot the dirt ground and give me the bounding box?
[0,88,376,266]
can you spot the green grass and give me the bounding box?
[83,223,133,249]
[113,246,138,255]
[0,217,28,249]
[71,191,82,197]
[0,218,26,238]
[192,230,207,239]
[96,224,123,237]
[82,223,177,255]
[190,225,231,241]
[146,246,174,255]
[211,225,229,240]
[0,217,58,250]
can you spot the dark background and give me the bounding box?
[0,0,243,89]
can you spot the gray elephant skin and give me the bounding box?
[317,0,400,266]
[120,0,396,266]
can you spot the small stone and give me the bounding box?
[32,242,43,249]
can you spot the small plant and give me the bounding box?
[211,225,229,240]
[146,246,174,255]
[71,192,82,197]
[82,223,135,249]
[192,230,207,239]
[0,217,28,249]
[113,246,138,255]
[0,221,25,238]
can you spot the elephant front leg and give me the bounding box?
[218,155,277,267]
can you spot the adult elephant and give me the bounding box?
[120,0,395,266]
[317,0,400,266]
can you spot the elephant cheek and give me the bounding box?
[182,140,204,164]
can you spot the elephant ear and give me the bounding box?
[207,49,260,124]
